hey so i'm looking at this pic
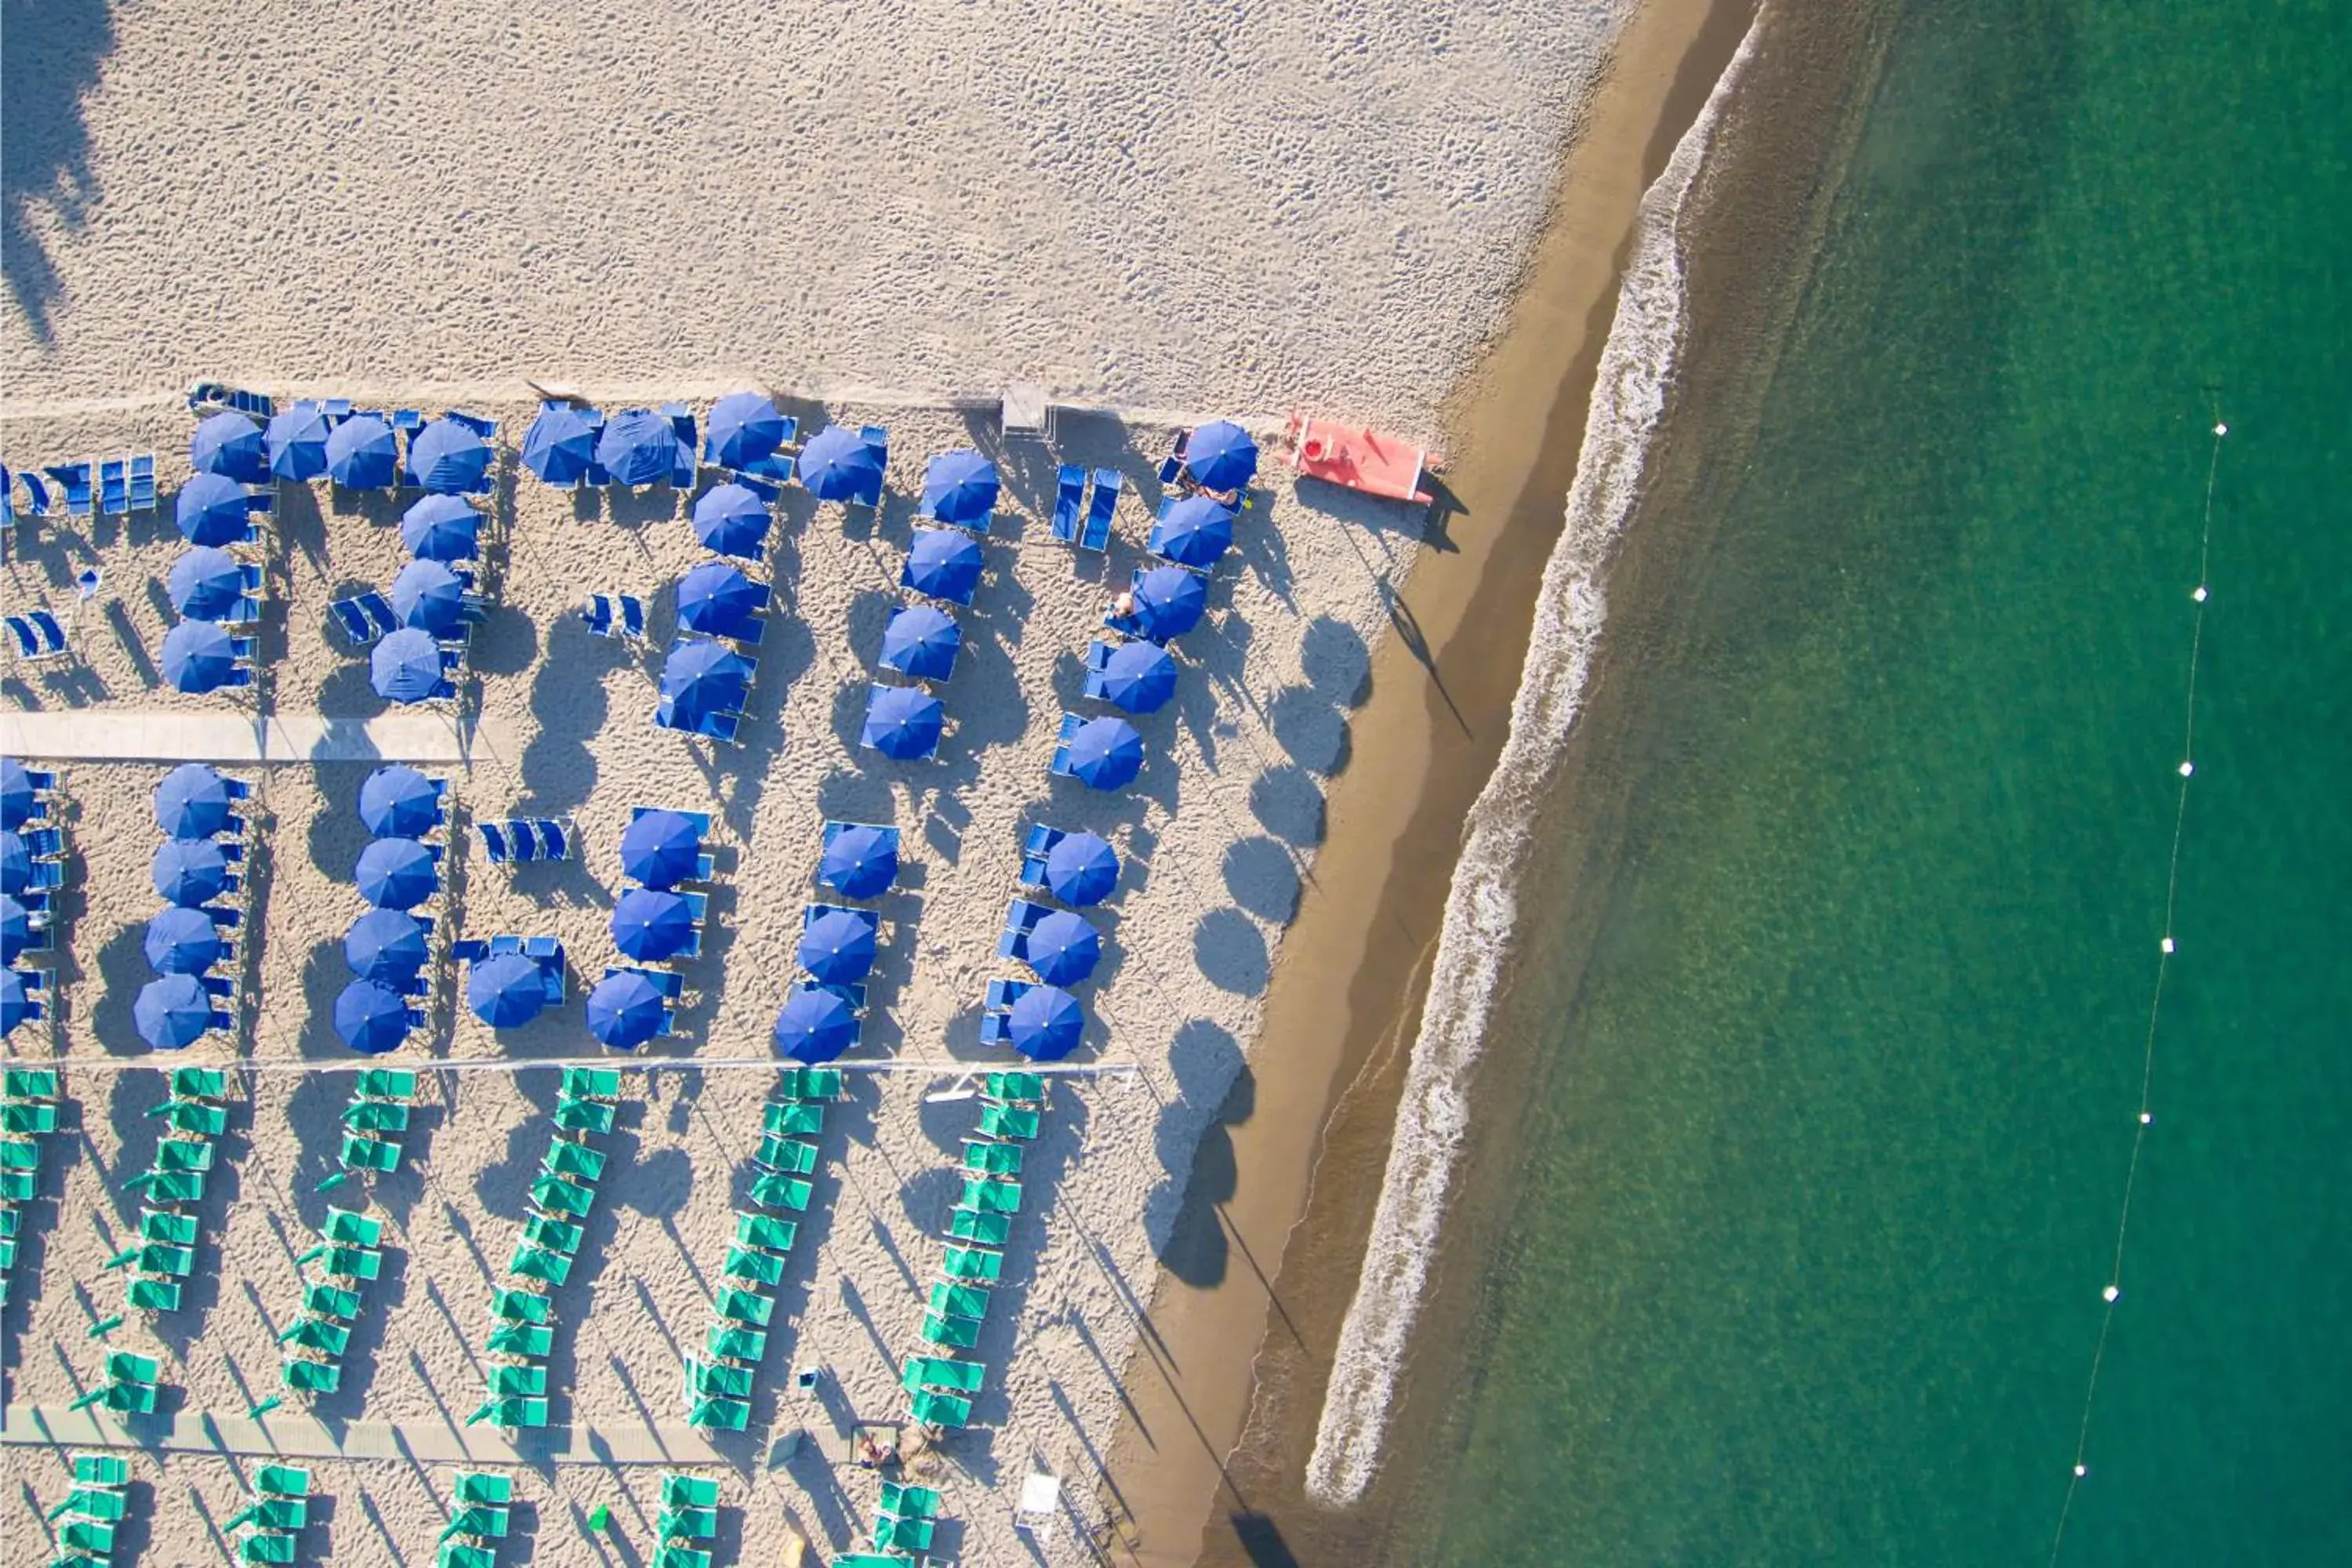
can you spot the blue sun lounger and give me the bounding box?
[580,593,649,641]
[996,898,1053,960]
[329,591,399,646]
[857,426,888,506]
[1048,464,1087,545]
[189,383,277,419]
[129,454,158,513]
[1079,468,1120,551]
[5,611,69,661]
[1047,712,1086,778]
[44,463,94,518]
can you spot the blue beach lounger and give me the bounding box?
[1080,468,1121,551]
[1049,464,1087,544]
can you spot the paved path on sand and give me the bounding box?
[2,710,481,764]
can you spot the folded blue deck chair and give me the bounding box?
[1049,464,1087,544]
[1080,468,1122,551]
[6,612,69,660]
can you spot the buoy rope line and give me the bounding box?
[2046,413,2224,1566]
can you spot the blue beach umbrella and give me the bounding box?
[325,414,400,489]
[610,888,696,963]
[903,527,983,605]
[2,970,31,1037]
[334,978,412,1054]
[595,408,678,487]
[619,809,702,890]
[344,908,430,982]
[1096,640,1177,714]
[358,764,441,838]
[861,684,943,760]
[1153,495,1236,568]
[1044,831,1120,908]
[691,482,773,558]
[408,418,492,494]
[355,837,438,910]
[707,392,788,470]
[151,838,229,906]
[1,894,33,964]
[1132,565,1207,642]
[1007,984,1084,1062]
[773,985,857,1063]
[0,832,28,898]
[467,952,549,1029]
[1185,419,1258,492]
[797,910,876,985]
[920,449,999,524]
[392,559,466,635]
[676,561,764,640]
[144,907,226,976]
[265,401,332,482]
[175,473,253,546]
[162,619,240,693]
[879,604,961,682]
[586,969,667,1051]
[817,826,897,900]
[167,546,247,621]
[401,495,481,561]
[191,411,270,485]
[2,757,34,831]
[658,639,752,728]
[796,426,880,503]
[154,763,232,839]
[521,404,601,485]
[1066,717,1144,791]
[371,627,448,703]
[135,974,216,1050]
[1023,909,1102,985]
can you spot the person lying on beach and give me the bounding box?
[1110,590,1137,619]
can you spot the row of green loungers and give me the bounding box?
[322,1065,425,1188]
[107,1065,238,1317]
[220,1464,314,1565]
[637,1472,723,1568]
[42,1452,134,1568]
[830,1479,946,1566]
[275,1067,421,1402]
[0,1065,59,1308]
[434,1470,515,1568]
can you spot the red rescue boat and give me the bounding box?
[1283,415,1439,505]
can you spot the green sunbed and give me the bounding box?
[927,1281,989,1319]
[543,1139,605,1181]
[57,1519,114,1554]
[940,1245,1004,1283]
[522,1214,583,1254]
[961,1139,1022,1176]
[2,1067,60,1098]
[155,1100,228,1136]
[946,1207,1011,1245]
[72,1454,129,1486]
[762,1100,825,1136]
[452,1472,512,1506]
[919,1312,981,1350]
[281,1357,341,1394]
[104,1381,158,1414]
[746,1173,811,1211]
[553,1096,616,1134]
[140,1208,199,1244]
[486,1364,546,1398]
[960,1178,1023,1214]
[466,1395,548,1428]
[775,1066,842,1101]
[169,1067,227,1100]
[51,1486,127,1523]
[713,1287,772,1327]
[684,1359,752,1399]
[281,1317,350,1356]
[339,1134,400,1173]
[881,1480,942,1518]
[658,1502,718,1539]
[705,1323,766,1363]
[0,1207,15,1236]
[354,1068,419,1101]
[754,1135,817,1174]
[140,1167,205,1201]
[107,1349,159,1383]
[323,1207,384,1247]
[654,1544,713,1568]
[303,1282,361,1320]
[321,1244,383,1280]
[686,1396,749,1431]
[661,1474,721,1508]
[530,1172,595,1218]
[1,1102,56,1134]
[343,1100,409,1134]
[829,1555,917,1568]
[560,1065,623,1100]
[154,1138,214,1174]
[734,1212,797,1252]
[723,1245,784,1285]
[440,1503,510,1541]
[909,1388,971,1428]
[490,1287,551,1325]
[978,1103,1040,1141]
[509,1244,571,1285]
[0,1169,34,1202]
[438,1541,498,1568]
[899,1357,985,1396]
[485,1322,553,1357]
[238,1532,297,1565]
[0,1139,38,1171]
[138,1242,196,1276]
[985,1070,1045,1102]
[127,1277,182,1311]
[874,1515,935,1552]
[246,1496,307,1530]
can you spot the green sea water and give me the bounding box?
[1403,0,2350,1562]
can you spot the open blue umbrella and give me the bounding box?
[409,419,492,494]
[1132,565,1207,642]
[879,604,961,682]
[191,411,270,485]
[596,408,678,487]
[611,888,696,963]
[265,402,332,481]
[151,838,228,906]
[521,404,601,485]
[796,426,880,503]
[401,495,481,561]
[334,978,411,1054]
[145,907,226,975]
[1044,831,1120,907]
[167,546,246,621]
[0,832,29,897]
[861,685,943,760]
[1024,909,1102,985]
[658,639,752,728]
[691,482,772,558]
[1,894,33,964]
[707,392,787,470]
[344,909,430,982]
[325,414,399,489]
[2,970,31,1037]
[587,969,667,1050]
[904,528,983,605]
[2,757,33,831]
[468,952,549,1028]
[162,619,240,693]
[175,472,253,546]
[358,764,441,838]
[1153,495,1236,568]
[1096,640,1177,714]
[619,809,702,889]
[154,763,232,839]
[1185,420,1258,492]
[1066,717,1144,791]
[392,559,466,635]
[135,974,216,1050]
[1007,985,1084,1061]
[920,449,998,524]
[797,910,877,984]
[355,837,437,910]
[773,985,857,1063]
[371,627,447,703]
[676,561,764,639]
[817,826,897,900]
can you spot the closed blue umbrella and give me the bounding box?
[1044,832,1120,907]
[167,546,247,621]
[1,894,32,964]
[135,973,216,1050]
[676,561,764,639]
[334,978,412,1054]
[1066,717,1144,791]
[773,985,857,1063]
[0,831,28,897]
[691,482,772,559]
[796,426,880,503]
[619,809,702,889]
[521,404,600,485]
[2,757,33,831]
[1096,640,1177,714]
[879,604,960,682]
[467,952,548,1029]
[903,528,983,604]
[797,910,876,984]
[2,970,30,1037]
[817,826,897,900]
[610,888,695,963]
[151,838,229,906]
[154,763,231,839]
[325,414,399,489]
[191,411,270,485]
[265,401,332,481]
[920,449,998,524]
[354,837,437,910]
[175,473,253,546]
[586,969,666,1050]
[707,392,787,470]
[392,558,466,635]
[1007,985,1084,1061]
[371,627,447,703]
[162,619,240,693]
[1132,565,1207,642]
[345,909,430,982]
[1184,420,1258,492]
[658,639,752,728]
[358,764,441,838]
[1153,495,1236,568]
[144,907,226,975]
[595,408,678,487]
[408,418,492,494]
[1023,909,1102,985]
[401,495,481,561]
[861,684,943,760]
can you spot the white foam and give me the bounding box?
[1305,13,1765,1507]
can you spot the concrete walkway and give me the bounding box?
[2,710,482,764]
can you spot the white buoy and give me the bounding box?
[2161,937,2176,954]
[2074,1463,2089,1478]
[2140,1111,2153,1125]
[2179,760,2194,777]
[2192,585,2209,603]
[2214,423,2228,436]
[2103,1285,2121,1303]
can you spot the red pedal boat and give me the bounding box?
[1284,415,1439,505]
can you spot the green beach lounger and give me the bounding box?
[487,1364,546,1397]
[354,1068,419,1100]
[252,1497,308,1530]
[140,1167,205,1202]
[985,1070,1045,1102]
[140,1208,199,1244]
[256,1464,310,1496]
[553,1096,616,1134]
[321,1244,383,1279]
[139,1242,197,1276]
[654,1545,713,1568]
[1,1102,56,1134]
[491,1287,551,1325]
[303,1282,361,1320]
[50,1486,128,1522]
[169,1067,228,1099]
[960,1178,1023,1214]
[340,1134,400,1173]
[107,1350,160,1383]
[686,1396,749,1431]
[661,1474,721,1508]
[940,1245,1004,1282]
[901,1357,985,1396]
[829,1556,916,1568]
[522,1214,583,1254]
[323,1207,383,1247]
[723,1244,785,1285]
[947,1207,1011,1245]
[909,1389,971,1428]
[509,1243,572,1285]
[735,1212,797,1252]
[438,1542,498,1568]
[153,1099,228,1135]
[919,1312,982,1350]
[0,1139,38,1171]
[467,1395,548,1428]
[0,1169,34,1202]
[440,1503,510,1541]
[58,1519,115,1554]
[874,1515,935,1552]
[685,1359,753,1399]
[658,1502,718,1537]
[714,1287,772,1326]
[154,1138,214,1173]
[775,1066,842,1101]
[104,1380,159,1414]
[705,1323,766,1362]
[561,1066,623,1099]
[281,1357,341,1394]
[452,1472,513,1506]
[531,1172,596,1217]
[978,1103,1040,1141]
[127,1277,182,1311]
[485,1321,554,1357]
[543,1139,606,1181]
[238,1533,297,1564]
[747,1173,811,1210]
[343,1100,409,1134]
[762,1100,825,1136]
[754,1135,817,1174]
[962,1139,1022,1177]
[928,1281,989,1319]
[2,1067,60,1098]
[281,1316,350,1356]
[881,1481,943,1518]
[73,1454,129,1486]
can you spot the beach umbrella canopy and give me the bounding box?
[521,403,601,485]
[355,837,438,910]
[772,985,857,1063]
[371,627,447,703]
[467,952,549,1029]
[1095,639,1178,715]
[265,401,332,482]
[154,763,232,840]
[796,426,880,503]
[1065,717,1144,791]
[676,561,765,639]
[135,974,216,1050]
[618,809,702,890]
[175,472,253,546]
[691,481,773,558]
[1023,909,1102,986]
[358,764,441,838]
[0,832,27,898]
[707,392,788,470]
[325,414,400,489]
[161,619,240,693]
[657,639,752,727]
[2,970,30,1037]
[0,894,32,964]
[392,558,466,636]
[167,546,246,621]
[1153,495,1236,569]
[797,910,877,985]
[586,969,667,1051]
[610,888,696,963]
[1044,831,1120,907]
[861,684,943,760]
[191,411,270,485]
[333,978,411,1054]
[144,907,226,976]
[817,826,897,900]
[151,837,230,907]
[595,408,678,487]
[2,757,33,831]
[878,604,961,682]
[920,448,999,524]
[1007,984,1084,1061]
[408,418,492,494]
[1185,419,1258,492]
[344,909,430,982]
[903,527,983,604]
[1132,565,1207,642]
[401,495,481,561]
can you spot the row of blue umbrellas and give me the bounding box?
[333,765,447,1054]
[195,408,498,495]
[138,764,245,1047]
